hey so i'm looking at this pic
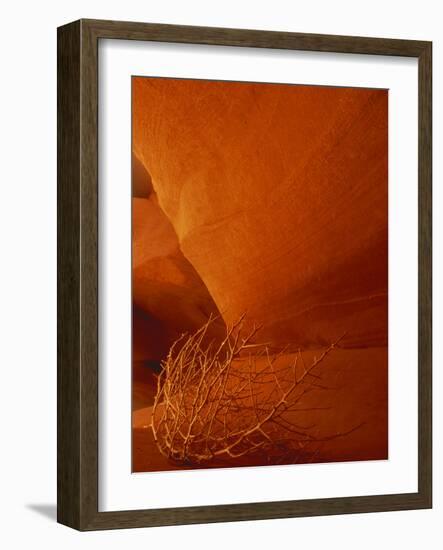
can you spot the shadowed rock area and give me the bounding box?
[132,153,223,364]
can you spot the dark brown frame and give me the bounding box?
[57,18,432,531]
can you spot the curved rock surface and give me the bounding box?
[133,78,388,349]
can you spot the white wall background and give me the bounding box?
[0,0,441,547]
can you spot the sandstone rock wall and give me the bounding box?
[132,78,388,349]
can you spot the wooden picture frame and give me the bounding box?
[57,18,432,530]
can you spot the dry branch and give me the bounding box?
[152,315,351,465]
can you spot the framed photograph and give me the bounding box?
[57,19,432,530]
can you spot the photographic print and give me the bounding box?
[131,77,388,473]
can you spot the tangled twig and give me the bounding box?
[152,315,355,465]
